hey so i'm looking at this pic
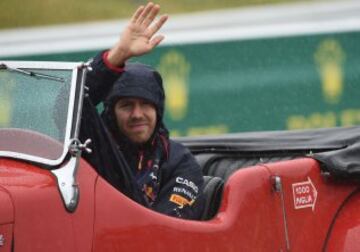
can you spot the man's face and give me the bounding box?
[114,97,157,144]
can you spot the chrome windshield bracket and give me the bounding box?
[51,138,91,213]
[51,155,79,212]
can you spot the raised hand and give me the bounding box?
[107,2,168,66]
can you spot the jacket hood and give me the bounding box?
[104,63,165,118]
[102,63,169,146]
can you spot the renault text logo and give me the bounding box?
[314,39,345,104]
[158,50,190,121]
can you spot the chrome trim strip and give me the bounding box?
[62,64,79,157]
[73,63,88,138]
[0,60,80,69]
[272,175,291,251]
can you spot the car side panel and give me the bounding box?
[0,186,14,251]
[324,191,360,252]
[0,158,97,252]
[265,158,358,251]
[0,186,14,224]
[93,165,287,251]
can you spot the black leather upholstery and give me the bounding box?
[201,175,224,220]
[200,154,300,180]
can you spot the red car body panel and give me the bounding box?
[325,191,360,251]
[0,152,359,251]
[0,185,14,252]
[0,186,13,224]
[0,158,97,252]
[265,158,358,251]
[93,164,285,251]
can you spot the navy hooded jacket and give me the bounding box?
[82,52,205,219]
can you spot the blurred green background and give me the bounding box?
[0,0,315,29]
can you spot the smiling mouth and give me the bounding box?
[129,123,148,131]
[130,122,148,126]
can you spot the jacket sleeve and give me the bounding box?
[86,51,124,105]
[152,141,205,220]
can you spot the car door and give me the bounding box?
[92,163,288,251]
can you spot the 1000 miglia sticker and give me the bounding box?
[292,177,318,211]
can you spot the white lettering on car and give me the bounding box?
[175,177,199,194]
[292,177,318,211]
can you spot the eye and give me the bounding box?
[141,100,154,108]
[116,101,133,110]
[119,102,131,108]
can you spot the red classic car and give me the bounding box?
[0,60,359,251]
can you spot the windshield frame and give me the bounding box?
[0,60,85,167]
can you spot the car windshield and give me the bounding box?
[0,61,82,165]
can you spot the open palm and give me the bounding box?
[108,3,168,66]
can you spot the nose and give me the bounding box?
[131,102,144,118]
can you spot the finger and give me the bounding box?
[136,2,154,25]
[142,4,160,27]
[147,15,168,38]
[130,5,145,24]
[150,35,165,48]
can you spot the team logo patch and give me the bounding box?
[169,194,194,207]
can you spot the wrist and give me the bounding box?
[102,51,125,73]
[106,45,130,66]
